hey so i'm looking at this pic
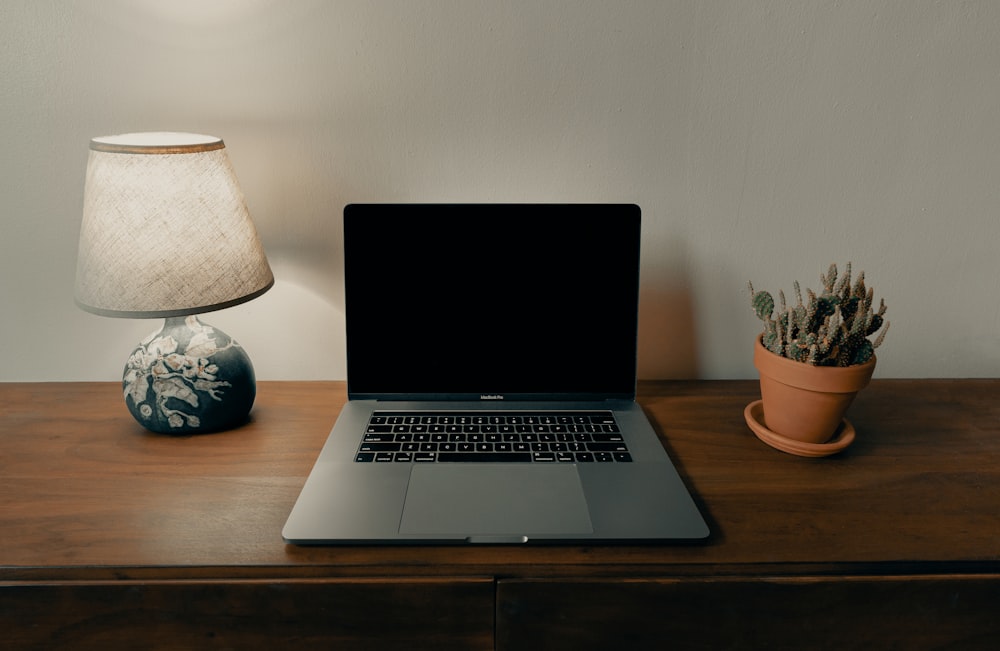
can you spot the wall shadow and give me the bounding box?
[637,283,700,379]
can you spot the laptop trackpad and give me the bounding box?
[399,464,594,537]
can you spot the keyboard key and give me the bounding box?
[587,442,629,452]
[360,442,401,452]
[592,432,624,442]
[363,432,394,442]
[437,452,532,463]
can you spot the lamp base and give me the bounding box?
[122,316,256,434]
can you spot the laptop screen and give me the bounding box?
[344,204,641,401]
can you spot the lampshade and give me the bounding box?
[75,132,273,318]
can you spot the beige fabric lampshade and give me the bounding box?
[75,132,274,318]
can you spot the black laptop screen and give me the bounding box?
[344,204,641,400]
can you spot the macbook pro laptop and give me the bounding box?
[283,204,709,544]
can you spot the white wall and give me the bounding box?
[2,0,999,381]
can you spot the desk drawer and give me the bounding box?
[497,575,1000,650]
[2,577,494,650]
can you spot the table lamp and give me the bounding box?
[75,132,274,434]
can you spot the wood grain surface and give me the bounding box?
[3,380,999,648]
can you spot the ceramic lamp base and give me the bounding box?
[122,316,256,434]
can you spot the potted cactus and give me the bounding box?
[746,263,889,456]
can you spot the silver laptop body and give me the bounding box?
[283,204,709,544]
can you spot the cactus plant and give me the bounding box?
[748,263,889,367]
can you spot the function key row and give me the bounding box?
[363,431,625,444]
[359,440,628,454]
[369,412,617,426]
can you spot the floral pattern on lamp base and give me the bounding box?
[123,316,256,434]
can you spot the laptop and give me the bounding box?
[282,204,709,544]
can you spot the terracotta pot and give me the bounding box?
[753,336,876,444]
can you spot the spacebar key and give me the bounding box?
[436,452,532,463]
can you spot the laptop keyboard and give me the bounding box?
[355,411,632,463]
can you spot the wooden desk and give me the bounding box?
[2,380,999,649]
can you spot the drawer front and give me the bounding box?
[497,575,1000,650]
[3,577,494,650]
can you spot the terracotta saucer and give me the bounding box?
[743,400,855,457]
